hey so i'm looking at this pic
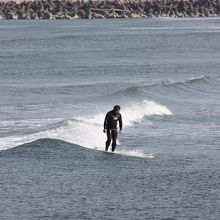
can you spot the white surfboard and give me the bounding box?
[104,150,154,158]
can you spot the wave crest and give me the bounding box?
[82,99,172,127]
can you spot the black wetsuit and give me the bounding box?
[104,110,122,152]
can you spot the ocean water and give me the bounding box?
[0,17,220,220]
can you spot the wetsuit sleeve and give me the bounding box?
[119,114,123,130]
[104,112,109,129]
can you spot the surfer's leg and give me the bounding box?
[111,130,117,152]
[105,130,111,151]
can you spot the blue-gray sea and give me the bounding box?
[0,17,220,220]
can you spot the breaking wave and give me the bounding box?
[0,99,172,151]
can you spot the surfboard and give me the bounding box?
[104,151,115,154]
[104,150,154,158]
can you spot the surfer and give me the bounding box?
[103,105,123,152]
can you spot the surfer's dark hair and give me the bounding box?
[113,105,121,110]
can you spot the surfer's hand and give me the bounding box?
[119,130,123,134]
[103,129,107,133]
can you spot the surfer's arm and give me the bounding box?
[104,112,109,129]
[119,114,122,131]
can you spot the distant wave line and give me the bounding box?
[112,75,211,95]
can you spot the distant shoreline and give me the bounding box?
[0,0,219,20]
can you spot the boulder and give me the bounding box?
[92,12,106,19]
[30,13,39,19]
[72,14,79,19]
[18,12,29,19]
[5,12,18,19]
[42,12,54,19]
[130,13,140,18]
[107,13,117,18]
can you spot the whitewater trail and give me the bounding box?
[0,99,172,152]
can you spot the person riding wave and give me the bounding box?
[103,105,123,152]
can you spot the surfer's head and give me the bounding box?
[113,105,121,113]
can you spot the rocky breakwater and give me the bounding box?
[0,0,219,19]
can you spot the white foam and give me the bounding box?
[78,100,172,127]
[114,150,154,158]
[0,99,172,152]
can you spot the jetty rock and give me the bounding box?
[0,0,219,19]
